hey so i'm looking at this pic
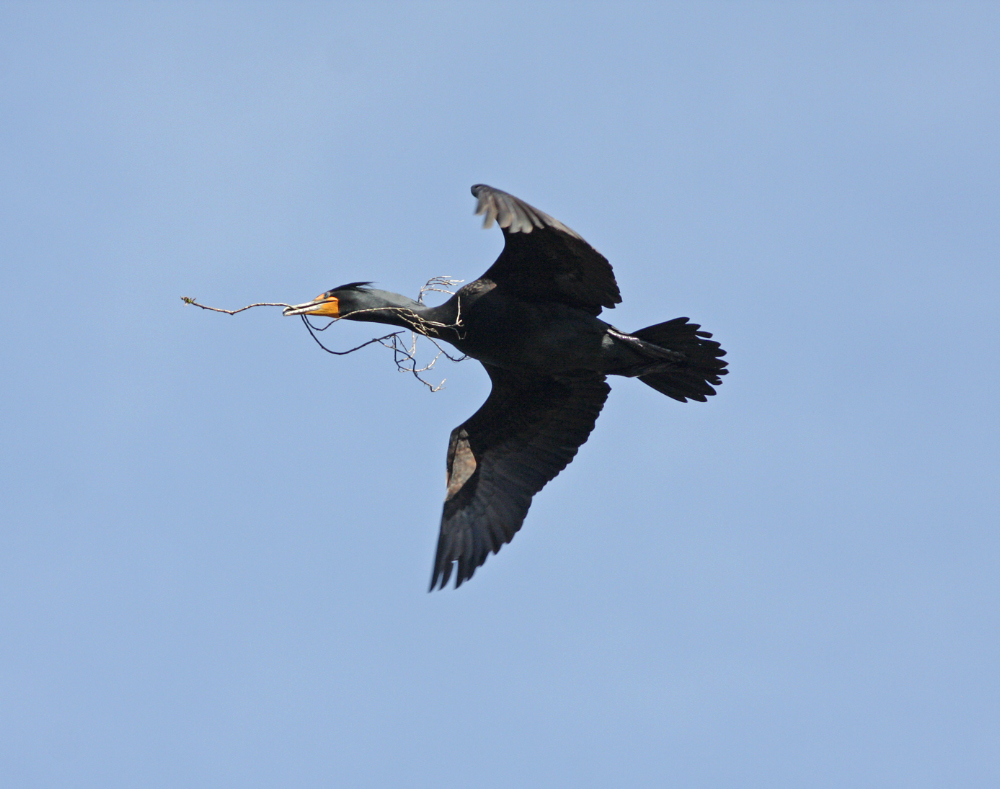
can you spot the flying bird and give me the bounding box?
[284,185,727,590]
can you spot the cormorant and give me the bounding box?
[283,185,727,590]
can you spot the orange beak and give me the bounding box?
[282,294,340,318]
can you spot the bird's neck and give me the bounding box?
[346,289,457,338]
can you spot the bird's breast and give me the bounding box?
[451,293,610,374]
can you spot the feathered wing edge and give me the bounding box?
[470,184,622,314]
[430,366,610,590]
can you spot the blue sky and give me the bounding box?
[2,3,998,786]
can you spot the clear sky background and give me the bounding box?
[2,3,998,786]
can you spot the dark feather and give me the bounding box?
[430,366,610,590]
[330,281,374,292]
[472,184,622,316]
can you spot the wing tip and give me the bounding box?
[470,183,544,235]
[472,183,497,229]
[429,559,474,592]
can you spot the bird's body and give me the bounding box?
[358,285,618,373]
[450,288,619,374]
[284,185,728,589]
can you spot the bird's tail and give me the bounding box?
[630,318,728,402]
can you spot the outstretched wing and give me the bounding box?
[471,184,622,316]
[430,365,610,590]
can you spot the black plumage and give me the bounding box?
[284,185,727,589]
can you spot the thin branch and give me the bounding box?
[181,296,294,315]
[300,317,403,356]
[418,276,464,304]
[300,317,451,392]
[182,276,469,393]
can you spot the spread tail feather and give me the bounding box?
[631,317,728,402]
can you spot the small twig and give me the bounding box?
[418,276,464,304]
[300,317,403,356]
[181,296,294,315]
[301,317,450,392]
[182,276,468,393]
[426,334,469,363]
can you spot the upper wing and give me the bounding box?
[430,365,610,590]
[471,184,622,316]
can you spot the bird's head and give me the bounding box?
[282,282,375,319]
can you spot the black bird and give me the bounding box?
[284,185,727,590]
